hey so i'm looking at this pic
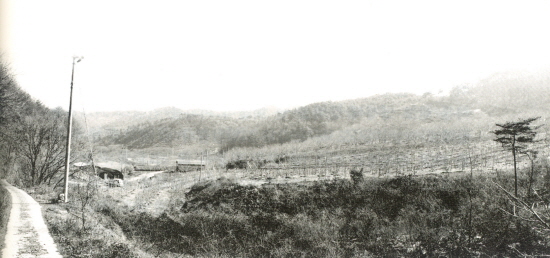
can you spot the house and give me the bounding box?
[176,160,205,172]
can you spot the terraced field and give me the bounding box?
[221,139,549,182]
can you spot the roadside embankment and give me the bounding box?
[0,182,10,252]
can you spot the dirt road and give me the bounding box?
[126,170,165,182]
[1,180,62,258]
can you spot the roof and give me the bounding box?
[176,160,205,165]
[96,162,125,170]
[97,166,124,179]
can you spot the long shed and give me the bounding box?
[176,160,205,172]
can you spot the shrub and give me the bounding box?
[349,168,364,185]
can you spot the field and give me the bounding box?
[93,137,545,182]
[194,139,546,182]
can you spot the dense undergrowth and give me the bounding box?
[54,172,549,257]
[0,183,10,252]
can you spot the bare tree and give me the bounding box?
[494,181,550,232]
[15,109,67,186]
[72,177,99,231]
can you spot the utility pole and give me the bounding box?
[63,56,83,203]
[199,151,203,182]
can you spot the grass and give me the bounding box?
[0,183,11,252]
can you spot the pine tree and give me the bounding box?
[493,117,541,197]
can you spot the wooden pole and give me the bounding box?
[63,56,82,203]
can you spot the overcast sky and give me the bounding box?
[2,0,550,112]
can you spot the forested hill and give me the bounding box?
[95,69,550,150]
[92,98,428,150]
[0,62,71,185]
[96,93,461,149]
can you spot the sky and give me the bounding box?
[2,0,550,112]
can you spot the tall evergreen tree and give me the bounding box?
[493,117,541,197]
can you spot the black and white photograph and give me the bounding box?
[2,0,550,257]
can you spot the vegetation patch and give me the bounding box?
[42,182,148,258]
[78,174,550,257]
[0,184,11,252]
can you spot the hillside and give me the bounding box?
[96,114,257,149]
[92,70,550,153]
[92,93,464,149]
[98,99,451,151]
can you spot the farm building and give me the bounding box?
[97,167,124,180]
[176,160,205,172]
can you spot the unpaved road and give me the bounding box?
[1,180,62,258]
[126,170,165,182]
[115,170,209,217]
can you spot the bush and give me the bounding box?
[49,173,550,257]
[349,168,364,185]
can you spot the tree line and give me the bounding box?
[100,92,478,151]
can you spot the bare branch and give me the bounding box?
[493,180,550,230]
